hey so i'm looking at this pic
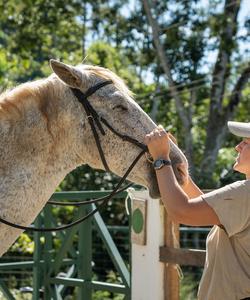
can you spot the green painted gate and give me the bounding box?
[0,191,131,299]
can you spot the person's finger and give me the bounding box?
[144,134,151,144]
[168,132,178,145]
[155,129,162,137]
[158,124,166,132]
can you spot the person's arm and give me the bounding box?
[167,132,203,199]
[182,176,204,198]
[155,164,220,226]
[144,126,221,226]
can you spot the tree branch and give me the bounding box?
[142,0,190,130]
[228,62,250,114]
[209,0,241,114]
[200,0,243,186]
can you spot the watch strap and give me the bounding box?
[153,158,172,170]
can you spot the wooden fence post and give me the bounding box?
[164,212,180,300]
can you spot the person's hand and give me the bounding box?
[168,132,178,146]
[144,126,189,186]
[144,125,170,160]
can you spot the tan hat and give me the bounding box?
[228,121,250,138]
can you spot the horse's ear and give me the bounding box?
[50,59,84,88]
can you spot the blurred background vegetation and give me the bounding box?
[0,0,249,299]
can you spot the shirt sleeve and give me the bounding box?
[201,180,250,237]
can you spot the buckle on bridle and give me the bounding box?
[145,152,154,163]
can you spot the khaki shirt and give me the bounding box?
[198,180,250,300]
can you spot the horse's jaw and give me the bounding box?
[147,181,161,199]
[126,164,161,199]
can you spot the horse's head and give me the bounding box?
[50,60,187,198]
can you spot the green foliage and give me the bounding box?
[9,233,34,254]
[87,42,125,72]
[0,290,32,300]
[0,0,84,84]
[91,270,126,300]
[180,273,199,300]
[1,0,249,188]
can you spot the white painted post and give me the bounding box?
[128,189,165,300]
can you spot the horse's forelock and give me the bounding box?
[79,65,134,99]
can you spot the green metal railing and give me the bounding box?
[0,191,131,300]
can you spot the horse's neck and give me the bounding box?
[0,79,89,257]
[0,78,82,197]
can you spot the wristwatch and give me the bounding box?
[153,158,172,170]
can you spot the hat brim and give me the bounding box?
[228,121,250,138]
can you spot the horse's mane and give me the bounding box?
[0,65,133,120]
[0,79,57,120]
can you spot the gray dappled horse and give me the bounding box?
[0,60,187,256]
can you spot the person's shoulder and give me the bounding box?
[229,180,250,190]
[224,180,248,189]
[203,180,248,200]
[239,179,250,194]
[222,180,250,198]
[207,180,247,199]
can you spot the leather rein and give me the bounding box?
[0,80,147,232]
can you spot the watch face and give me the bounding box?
[153,159,171,170]
[155,160,162,168]
[153,159,163,169]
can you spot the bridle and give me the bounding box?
[0,80,148,232]
[70,80,147,172]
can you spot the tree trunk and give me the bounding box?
[142,0,194,170]
[198,62,250,187]
[200,0,241,187]
[143,0,248,186]
[82,0,87,58]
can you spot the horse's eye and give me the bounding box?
[113,105,128,111]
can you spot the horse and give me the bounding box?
[0,59,187,256]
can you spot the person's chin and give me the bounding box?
[233,162,240,172]
[233,162,245,174]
